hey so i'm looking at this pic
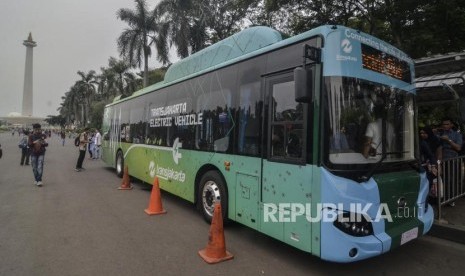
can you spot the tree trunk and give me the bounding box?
[143,51,149,88]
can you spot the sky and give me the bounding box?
[0,0,170,118]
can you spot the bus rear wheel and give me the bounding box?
[198,171,228,224]
[115,150,124,178]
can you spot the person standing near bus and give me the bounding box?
[438,118,462,206]
[75,127,89,172]
[28,124,48,186]
[93,129,101,159]
[439,118,463,159]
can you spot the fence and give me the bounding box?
[434,156,465,220]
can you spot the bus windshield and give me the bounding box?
[324,76,415,165]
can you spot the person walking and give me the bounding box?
[75,127,89,172]
[93,129,102,159]
[19,130,31,165]
[28,124,48,186]
[60,131,66,146]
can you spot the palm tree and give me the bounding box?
[108,57,131,97]
[96,66,117,102]
[117,0,169,87]
[58,85,82,127]
[156,0,195,58]
[57,95,73,126]
[76,70,98,126]
[123,72,140,97]
[156,0,256,55]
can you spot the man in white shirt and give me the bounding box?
[362,105,394,158]
[93,129,102,159]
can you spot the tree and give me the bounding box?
[156,0,257,55]
[203,0,258,43]
[117,0,169,87]
[58,85,83,127]
[156,0,194,58]
[147,67,168,85]
[108,57,131,97]
[88,101,106,130]
[76,70,98,127]
[44,115,66,127]
[251,0,465,59]
[96,66,117,102]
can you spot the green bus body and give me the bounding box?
[101,25,433,262]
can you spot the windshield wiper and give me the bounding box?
[359,153,387,182]
[358,151,412,182]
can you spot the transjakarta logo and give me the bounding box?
[341,38,352,54]
[263,203,425,223]
[337,37,357,61]
[148,137,185,182]
[149,160,186,182]
[172,138,182,164]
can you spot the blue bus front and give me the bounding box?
[318,27,434,262]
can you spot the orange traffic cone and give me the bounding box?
[198,202,233,264]
[118,165,133,190]
[144,177,167,215]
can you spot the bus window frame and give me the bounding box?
[265,71,308,165]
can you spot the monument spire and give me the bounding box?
[22,32,37,117]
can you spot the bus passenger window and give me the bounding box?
[269,77,305,161]
[272,125,285,156]
[287,128,303,158]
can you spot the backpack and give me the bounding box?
[18,137,28,149]
[74,136,80,147]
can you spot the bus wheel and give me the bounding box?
[115,151,124,178]
[198,171,228,223]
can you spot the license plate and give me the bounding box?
[400,227,418,245]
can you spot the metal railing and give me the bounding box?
[435,156,465,220]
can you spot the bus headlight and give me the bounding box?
[333,212,374,237]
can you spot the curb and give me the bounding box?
[428,221,465,245]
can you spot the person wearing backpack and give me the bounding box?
[75,127,89,172]
[28,124,48,187]
[19,129,31,165]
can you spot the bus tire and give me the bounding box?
[115,150,124,178]
[198,171,228,224]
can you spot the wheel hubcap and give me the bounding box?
[202,180,220,217]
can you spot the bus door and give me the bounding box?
[261,71,314,251]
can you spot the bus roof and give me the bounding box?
[164,26,283,83]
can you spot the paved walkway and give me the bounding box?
[429,197,465,244]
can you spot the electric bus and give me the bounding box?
[101,25,433,262]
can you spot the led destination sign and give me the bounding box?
[361,43,411,83]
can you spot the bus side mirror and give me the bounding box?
[294,67,313,103]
